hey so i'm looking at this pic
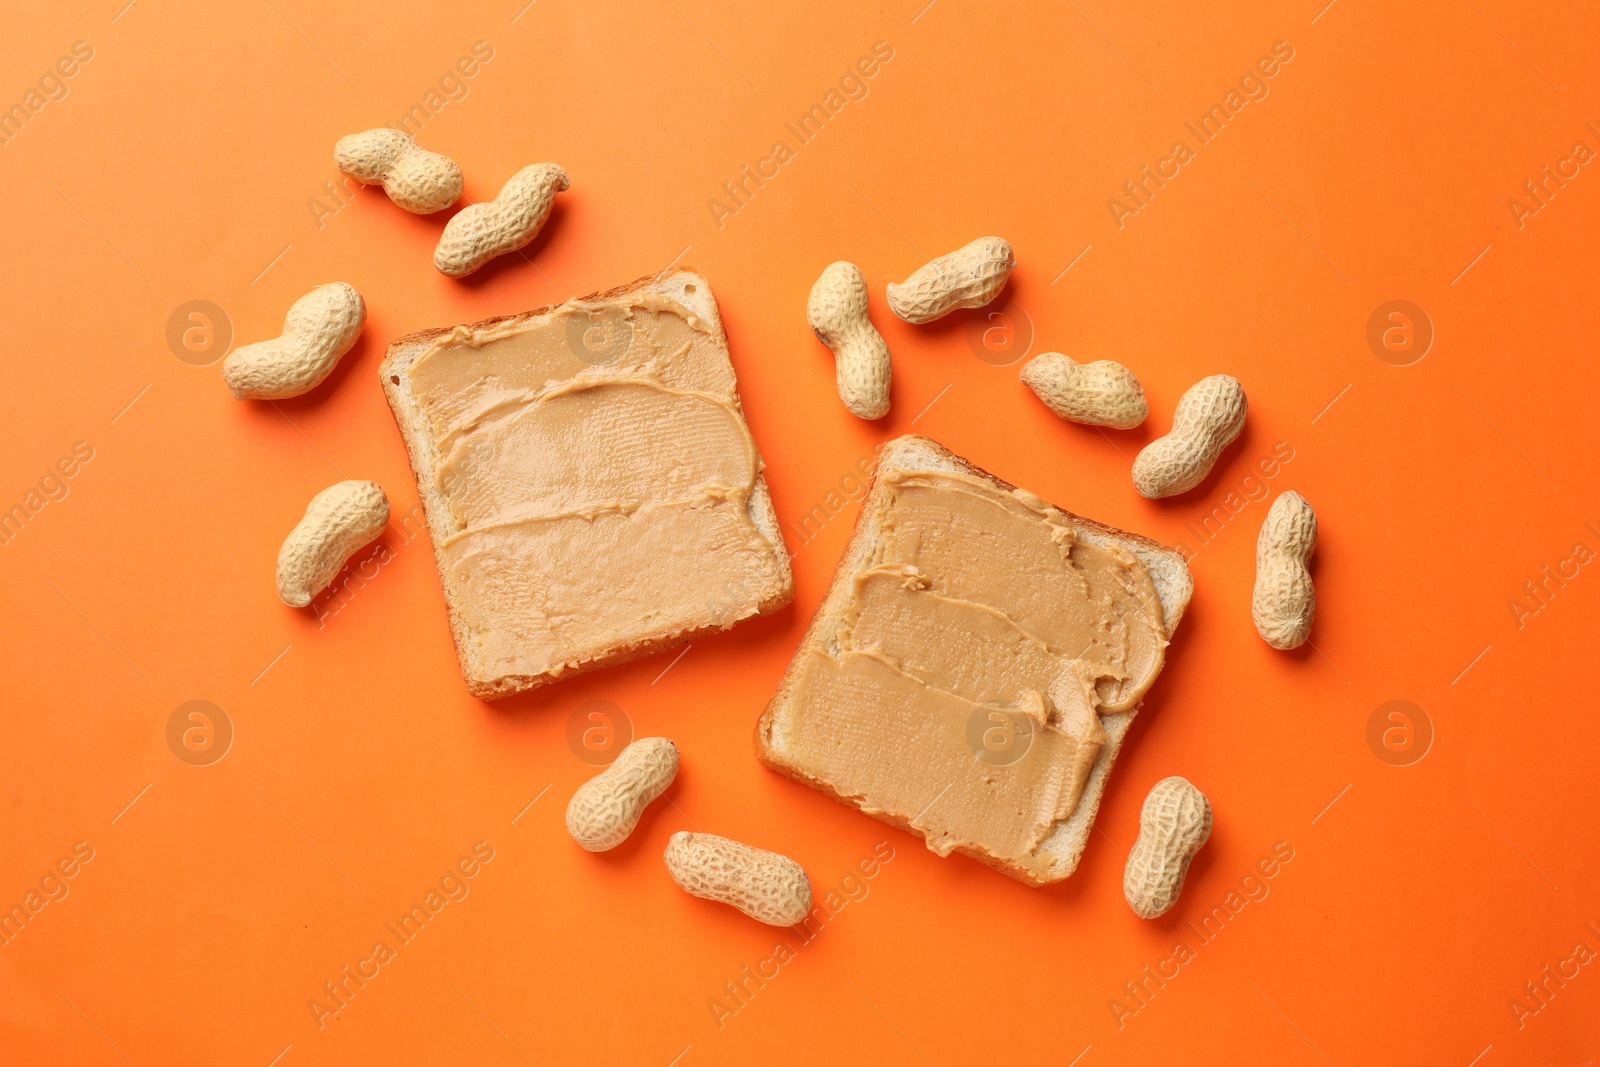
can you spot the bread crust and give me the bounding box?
[755,434,1191,886]
[380,269,793,698]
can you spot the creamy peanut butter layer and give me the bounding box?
[402,291,786,683]
[779,469,1169,880]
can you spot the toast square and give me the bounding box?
[381,270,793,698]
[756,435,1191,886]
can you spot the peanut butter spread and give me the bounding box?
[404,291,786,681]
[781,469,1169,880]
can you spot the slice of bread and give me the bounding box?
[756,434,1192,886]
[381,269,793,698]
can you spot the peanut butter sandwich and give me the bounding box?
[382,271,793,697]
[757,435,1191,885]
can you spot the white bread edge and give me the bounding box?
[754,433,1192,886]
[379,268,794,699]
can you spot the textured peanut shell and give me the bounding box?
[1131,374,1247,498]
[334,128,463,214]
[222,283,366,400]
[1020,352,1148,429]
[275,481,389,608]
[663,831,812,927]
[806,261,891,419]
[886,236,1014,324]
[1124,776,1212,919]
[1253,491,1317,649]
[433,163,569,277]
[565,738,679,851]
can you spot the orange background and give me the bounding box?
[3,1,1598,1063]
